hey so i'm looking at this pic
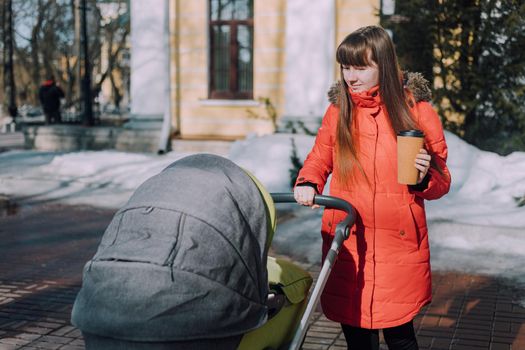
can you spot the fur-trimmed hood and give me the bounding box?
[327,71,432,105]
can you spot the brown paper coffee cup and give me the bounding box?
[397,130,424,185]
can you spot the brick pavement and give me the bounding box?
[1,203,524,349]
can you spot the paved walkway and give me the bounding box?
[0,204,524,349]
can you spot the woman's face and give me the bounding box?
[341,61,379,93]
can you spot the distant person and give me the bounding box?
[39,76,64,124]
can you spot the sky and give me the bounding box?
[1,130,524,305]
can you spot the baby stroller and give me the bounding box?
[71,154,355,350]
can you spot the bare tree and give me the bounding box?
[92,0,129,110]
[2,0,130,122]
[30,1,53,102]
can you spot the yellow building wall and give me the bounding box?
[171,0,284,139]
[170,0,380,140]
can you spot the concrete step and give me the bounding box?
[21,125,236,154]
[0,132,25,151]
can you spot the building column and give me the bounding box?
[282,0,336,130]
[127,0,167,130]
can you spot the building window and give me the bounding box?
[209,0,253,99]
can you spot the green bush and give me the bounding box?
[383,0,525,155]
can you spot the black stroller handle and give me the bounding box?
[270,192,357,350]
[270,193,356,239]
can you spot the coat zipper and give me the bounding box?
[369,119,379,328]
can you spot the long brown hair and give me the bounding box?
[335,26,416,183]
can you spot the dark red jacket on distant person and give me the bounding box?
[38,79,64,113]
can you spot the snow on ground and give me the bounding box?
[1,130,525,304]
[0,150,191,208]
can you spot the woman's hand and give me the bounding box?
[415,148,431,184]
[294,186,320,209]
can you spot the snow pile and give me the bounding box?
[426,132,525,227]
[0,150,190,208]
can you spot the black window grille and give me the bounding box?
[209,0,253,99]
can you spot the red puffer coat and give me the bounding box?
[296,86,451,329]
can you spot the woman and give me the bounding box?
[294,26,451,350]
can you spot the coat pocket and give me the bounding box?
[398,203,422,251]
[321,208,336,236]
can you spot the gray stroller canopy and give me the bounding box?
[71,154,270,342]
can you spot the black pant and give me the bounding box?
[44,110,62,124]
[341,321,419,350]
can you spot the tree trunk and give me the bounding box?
[81,0,93,126]
[109,70,121,110]
[64,51,76,106]
[2,0,17,118]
